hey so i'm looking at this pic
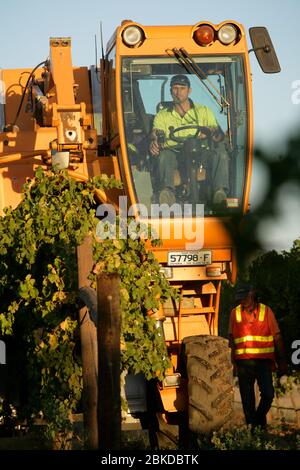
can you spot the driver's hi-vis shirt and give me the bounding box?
[153,100,218,149]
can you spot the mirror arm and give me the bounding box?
[248,45,271,54]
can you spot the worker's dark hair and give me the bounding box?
[235,282,257,302]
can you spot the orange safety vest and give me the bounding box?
[232,303,275,360]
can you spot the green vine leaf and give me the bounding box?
[0,167,176,439]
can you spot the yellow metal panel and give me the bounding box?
[201,281,216,294]
[49,38,75,106]
[163,315,210,342]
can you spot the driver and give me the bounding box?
[149,74,229,205]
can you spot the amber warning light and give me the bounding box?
[193,23,239,47]
[193,25,215,46]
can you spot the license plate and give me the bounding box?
[167,250,211,266]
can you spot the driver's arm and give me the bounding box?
[150,110,167,156]
[150,129,161,156]
[197,125,224,142]
[196,105,224,142]
[149,128,163,157]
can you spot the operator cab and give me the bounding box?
[121,55,248,216]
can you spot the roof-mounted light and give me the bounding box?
[122,25,144,47]
[193,25,215,46]
[218,24,238,45]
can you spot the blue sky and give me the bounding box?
[1,0,300,250]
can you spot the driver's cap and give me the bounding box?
[170,74,191,88]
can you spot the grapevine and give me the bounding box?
[0,167,175,440]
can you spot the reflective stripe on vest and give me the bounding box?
[235,347,274,355]
[235,304,266,323]
[259,303,266,321]
[236,305,242,322]
[234,335,274,344]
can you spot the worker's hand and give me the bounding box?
[150,139,160,156]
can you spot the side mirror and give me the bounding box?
[249,27,281,74]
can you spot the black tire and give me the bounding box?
[182,335,234,435]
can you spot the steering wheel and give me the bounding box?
[168,125,212,144]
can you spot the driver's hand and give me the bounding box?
[211,127,224,143]
[150,139,160,156]
[198,132,207,140]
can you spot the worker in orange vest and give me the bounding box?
[228,282,288,429]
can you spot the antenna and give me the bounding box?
[100,21,104,61]
[94,34,98,73]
